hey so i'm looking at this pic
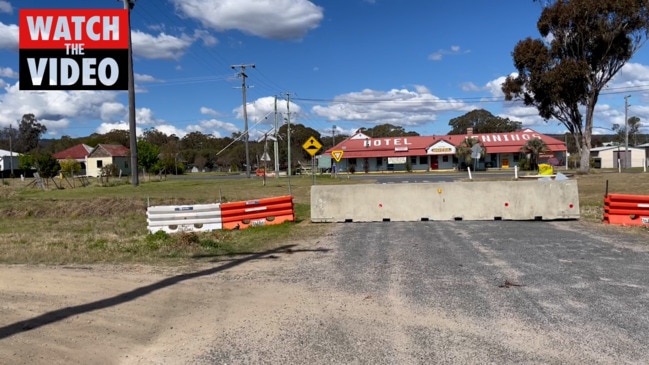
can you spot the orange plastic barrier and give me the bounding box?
[603,194,649,227]
[220,195,295,230]
[255,167,276,178]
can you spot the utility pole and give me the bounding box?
[9,123,13,176]
[274,96,279,178]
[624,95,631,169]
[332,124,336,147]
[122,0,138,186]
[285,92,292,177]
[262,132,269,186]
[232,64,255,178]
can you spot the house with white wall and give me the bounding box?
[590,146,647,168]
[86,144,131,177]
[0,148,20,175]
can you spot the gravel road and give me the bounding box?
[200,221,649,364]
[2,221,648,365]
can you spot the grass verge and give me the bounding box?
[0,170,646,265]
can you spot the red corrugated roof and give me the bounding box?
[325,129,566,156]
[52,144,93,159]
[329,135,432,152]
[99,144,130,157]
[455,129,567,152]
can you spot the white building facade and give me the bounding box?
[0,148,20,175]
[590,146,647,168]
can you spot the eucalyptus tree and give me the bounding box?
[502,0,649,173]
[447,109,521,135]
[15,113,47,153]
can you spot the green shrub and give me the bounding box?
[518,157,531,171]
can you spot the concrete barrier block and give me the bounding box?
[311,180,580,223]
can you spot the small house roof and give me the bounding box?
[52,144,93,160]
[0,149,20,157]
[591,146,645,152]
[88,144,130,158]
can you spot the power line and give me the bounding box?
[252,67,288,96]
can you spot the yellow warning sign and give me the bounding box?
[302,136,322,156]
[331,150,344,162]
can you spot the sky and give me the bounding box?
[1,0,649,142]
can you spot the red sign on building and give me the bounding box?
[19,9,129,90]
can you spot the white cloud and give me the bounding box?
[413,85,431,94]
[312,87,468,127]
[0,81,169,136]
[0,83,122,132]
[131,31,193,60]
[233,96,298,128]
[151,124,186,137]
[0,66,17,78]
[95,108,164,135]
[498,104,546,127]
[484,75,509,97]
[96,122,133,135]
[100,102,126,123]
[428,53,443,61]
[200,119,240,137]
[460,82,480,92]
[607,62,649,92]
[136,107,160,126]
[0,22,18,50]
[0,1,11,14]
[193,29,218,46]
[135,73,160,83]
[428,45,470,61]
[200,107,220,116]
[171,0,323,40]
[41,118,71,135]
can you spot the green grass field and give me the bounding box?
[0,170,647,265]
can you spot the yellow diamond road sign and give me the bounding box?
[302,136,322,156]
[331,150,344,162]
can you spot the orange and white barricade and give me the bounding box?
[603,193,649,227]
[220,195,295,230]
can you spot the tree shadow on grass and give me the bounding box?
[0,243,327,340]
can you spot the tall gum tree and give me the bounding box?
[502,0,649,173]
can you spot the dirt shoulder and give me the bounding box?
[0,245,312,365]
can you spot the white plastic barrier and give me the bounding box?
[147,203,223,233]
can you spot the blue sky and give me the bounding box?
[1,0,649,141]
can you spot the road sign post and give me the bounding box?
[471,144,482,172]
[331,150,343,178]
[302,136,322,157]
[302,136,322,185]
